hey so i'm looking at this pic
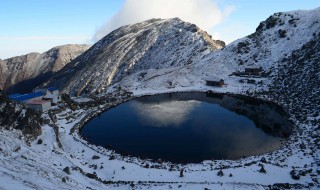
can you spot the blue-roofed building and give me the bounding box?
[9,87,61,112]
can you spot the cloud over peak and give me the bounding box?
[93,0,233,42]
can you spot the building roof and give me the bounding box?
[26,99,50,105]
[8,94,23,99]
[47,87,58,92]
[11,91,44,102]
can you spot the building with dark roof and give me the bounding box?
[245,67,263,75]
[206,79,224,87]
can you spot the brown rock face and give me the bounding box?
[0,44,90,93]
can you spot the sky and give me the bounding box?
[0,0,319,59]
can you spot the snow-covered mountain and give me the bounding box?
[0,44,90,93]
[116,8,320,96]
[45,8,320,101]
[45,18,225,95]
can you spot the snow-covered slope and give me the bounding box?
[45,18,225,95]
[269,32,320,122]
[45,8,319,99]
[0,44,90,93]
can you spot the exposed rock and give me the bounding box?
[180,168,184,177]
[63,167,71,175]
[109,155,116,160]
[37,139,43,144]
[155,158,163,164]
[85,172,97,179]
[299,143,306,150]
[260,157,267,163]
[272,183,291,189]
[278,29,287,38]
[217,169,224,177]
[61,93,79,111]
[259,165,267,173]
[290,170,300,180]
[92,155,100,160]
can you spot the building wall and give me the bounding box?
[41,101,51,112]
[50,90,60,104]
[26,104,43,112]
[26,101,51,112]
[206,80,224,87]
[43,90,60,104]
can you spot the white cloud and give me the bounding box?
[93,0,234,42]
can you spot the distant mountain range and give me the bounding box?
[0,44,89,93]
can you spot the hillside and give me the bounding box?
[0,44,90,93]
[45,18,225,95]
[117,8,320,98]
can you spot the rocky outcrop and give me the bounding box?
[0,44,90,93]
[268,33,320,122]
[0,91,42,138]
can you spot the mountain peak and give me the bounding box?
[46,18,225,95]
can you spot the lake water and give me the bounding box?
[80,92,291,163]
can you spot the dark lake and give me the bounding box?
[80,92,292,163]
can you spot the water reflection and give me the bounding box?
[130,100,200,127]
